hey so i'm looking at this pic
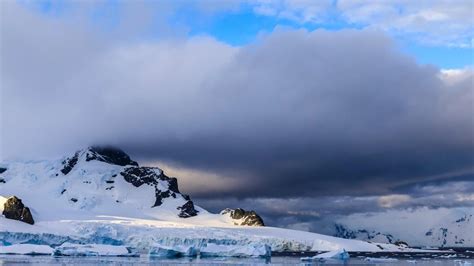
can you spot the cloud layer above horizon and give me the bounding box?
[1,0,473,220]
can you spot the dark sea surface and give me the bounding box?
[0,255,473,265]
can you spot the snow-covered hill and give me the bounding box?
[334,208,474,248]
[0,147,428,255]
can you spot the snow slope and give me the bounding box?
[0,147,426,254]
[334,207,474,248]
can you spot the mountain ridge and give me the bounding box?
[0,146,259,225]
[333,207,473,248]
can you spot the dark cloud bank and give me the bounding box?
[1,2,473,229]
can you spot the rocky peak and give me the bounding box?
[221,208,264,226]
[60,146,138,175]
[2,196,35,225]
[86,146,138,167]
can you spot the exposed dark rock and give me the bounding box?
[153,189,171,207]
[70,198,78,203]
[168,178,180,193]
[61,152,79,175]
[0,179,5,183]
[121,166,198,217]
[106,180,114,184]
[61,189,67,194]
[394,240,409,248]
[2,196,35,225]
[0,167,6,174]
[120,167,160,187]
[220,208,265,226]
[86,146,138,166]
[177,201,199,218]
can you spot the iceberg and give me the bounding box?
[148,244,198,258]
[200,243,271,258]
[301,248,350,262]
[0,244,54,255]
[53,243,137,257]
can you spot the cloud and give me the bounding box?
[378,194,411,208]
[252,0,333,23]
[338,0,473,47]
[250,0,473,48]
[457,193,474,202]
[1,3,473,202]
[194,179,474,233]
[440,67,474,85]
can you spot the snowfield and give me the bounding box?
[0,214,418,253]
[0,147,433,257]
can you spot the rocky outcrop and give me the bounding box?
[221,208,264,226]
[61,152,79,175]
[86,146,138,166]
[120,166,198,218]
[177,201,199,218]
[2,196,35,225]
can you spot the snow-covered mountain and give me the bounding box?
[333,208,474,248]
[0,146,204,222]
[0,147,428,255]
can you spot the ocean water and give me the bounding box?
[0,256,473,265]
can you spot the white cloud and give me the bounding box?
[378,194,412,208]
[457,193,474,202]
[250,0,474,48]
[251,0,333,23]
[439,67,473,85]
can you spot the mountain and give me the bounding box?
[0,147,425,255]
[333,208,474,248]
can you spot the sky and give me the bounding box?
[0,0,473,234]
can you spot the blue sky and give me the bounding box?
[25,0,473,69]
